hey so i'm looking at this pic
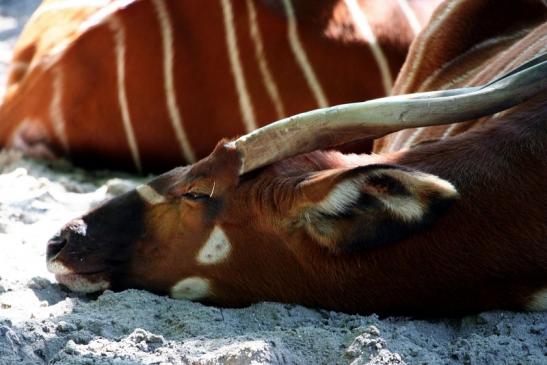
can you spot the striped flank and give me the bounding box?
[281,0,328,108]
[49,66,70,153]
[152,0,196,163]
[220,0,257,132]
[246,0,285,119]
[395,0,422,35]
[3,0,443,169]
[108,15,142,172]
[345,0,393,94]
[396,1,460,92]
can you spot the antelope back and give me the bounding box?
[1,0,440,172]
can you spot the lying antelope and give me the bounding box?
[46,0,547,315]
[0,0,439,172]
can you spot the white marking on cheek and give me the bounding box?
[136,184,167,205]
[171,277,210,300]
[527,288,547,311]
[197,226,232,265]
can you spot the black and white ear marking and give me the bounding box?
[300,165,459,252]
[315,179,363,216]
[365,168,458,222]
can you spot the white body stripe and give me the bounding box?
[385,131,404,152]
[49,67,70,152]
[197,226,232,265]
[108,16,142,172]
[246,0,285,119]
[492,36,547,83]
[397,1,459,92]
[395,0,422,35]
[220,0,257,132]
[396,38,547,152]
[281,0,328,108]
[399,127,423,151]
[152,0,196,163]
[136,184,167,205]
[345,0,393,95]
[440,123,457,140]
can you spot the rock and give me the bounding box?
[344,326,405,365]
[27,276,51,290]
[56,321,77,333]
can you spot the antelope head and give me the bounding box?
[46,58,546,309]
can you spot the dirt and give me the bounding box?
[0,1,546,364]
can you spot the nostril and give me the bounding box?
[46,234,67,259]
[46,219,86,260]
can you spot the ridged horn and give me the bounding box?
[227,53,547,175]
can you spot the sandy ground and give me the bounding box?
[0,1,546,364]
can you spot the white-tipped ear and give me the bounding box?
[363,168,458,223]
[298,165,459,252]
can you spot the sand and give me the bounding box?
[0,1,546,364]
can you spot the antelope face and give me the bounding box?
[46,144,242,300]
[46,143,458,305]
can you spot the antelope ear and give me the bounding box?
[295,165,459,252]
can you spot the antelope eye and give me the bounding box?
[182,192,210,201]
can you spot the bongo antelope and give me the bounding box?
[46,0,547,315]
[0,0,439,172]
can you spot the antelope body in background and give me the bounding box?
[0,0,438,172]
[46,0,546,315]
